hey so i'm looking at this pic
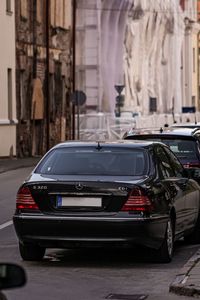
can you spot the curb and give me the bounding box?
[169,249,200,297]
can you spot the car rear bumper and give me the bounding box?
[13,214,168,250]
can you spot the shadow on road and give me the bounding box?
[23,240,199,269]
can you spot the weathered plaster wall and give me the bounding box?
[15,0,72,156]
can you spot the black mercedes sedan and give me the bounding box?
[13,140,200,263]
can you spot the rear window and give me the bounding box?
[161,139,198,161]
[35,147,149,176]
[128,136,199,161]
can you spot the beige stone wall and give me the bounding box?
[0,126,16,157]
[15,0,73,156]
[0,0,17,156]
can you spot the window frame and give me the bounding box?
[154,145,176,178]
[6,0,13,15]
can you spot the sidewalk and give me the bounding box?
[0,156,200,297]
[170,249,200,297]
[0,156,41,174]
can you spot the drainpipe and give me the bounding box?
[72,0,76,140]
[33,0,37,79]
[31,0,37,156]
[197,30,200,113]
[45,0,50,151]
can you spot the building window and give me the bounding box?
[6,0,12,14]
[37,1,43,23]
[192,96,196,107]
[63,0,72,29]
[180,0,185,11]
[7,69,13,121]
[51,0,71,29]
[49,74,55,121]
[55,0,63,28]
[198,0,200,21]
[20,0,28,19]
[193,48,196,73]
[20,71,26,120]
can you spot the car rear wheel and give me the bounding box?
[156,219,174,263]
[19,242,45,261]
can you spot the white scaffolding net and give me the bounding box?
[124,0,185,115]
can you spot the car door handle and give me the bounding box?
[179,179,188,185]
[178,179,188,190]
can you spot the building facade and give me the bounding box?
[76,0,130,114]
[76,0,101,112]
[76,0,200,117]
[15,0,73,157]
[0,0,17,157]
[181,0,200,112]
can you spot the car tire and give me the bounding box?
[19,242,45,261]
[156,218,174,263]
[184,212,200,244]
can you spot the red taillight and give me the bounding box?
[183,163,200,169]
[121,188,153,212]
[16,186,39,210]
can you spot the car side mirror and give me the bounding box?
[0,263,26,290]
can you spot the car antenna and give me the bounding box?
[96,141,102,150]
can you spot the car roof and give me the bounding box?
[170,123,200,129]
[124,127,200,139]
[51,139,165,150]
[164,128,200,136]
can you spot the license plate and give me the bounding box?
[57,196,102,207]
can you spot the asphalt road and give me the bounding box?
[0,168,199,300]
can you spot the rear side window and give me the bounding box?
[35,147,149,176]
[155,146,175,178]
[164,147,185,177]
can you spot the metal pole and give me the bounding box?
[45,0,50,151]
[31,0,37,156]
[77,96,80,139]
[197,31,200,114]
[33,0,37,79]
[72,0,76,140]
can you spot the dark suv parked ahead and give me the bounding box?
[170,122,200,130]
[124,128,200,182]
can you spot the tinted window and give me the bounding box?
[130,136,199,162]
[164,147,184,177]
[155,146,175,178]
[35,147,149,176]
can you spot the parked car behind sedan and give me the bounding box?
[170,122,200,129]
[13,140,200,263]
[124,128,200,181]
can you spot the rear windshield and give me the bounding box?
[161,139,198,161]
[131,137,198,161]
[35,147,149,176]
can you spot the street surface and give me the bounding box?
[0,168,200,300]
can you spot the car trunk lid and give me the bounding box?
[25,180,135,214]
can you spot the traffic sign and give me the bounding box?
[70,90,87,106]
[114,85,125,95]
